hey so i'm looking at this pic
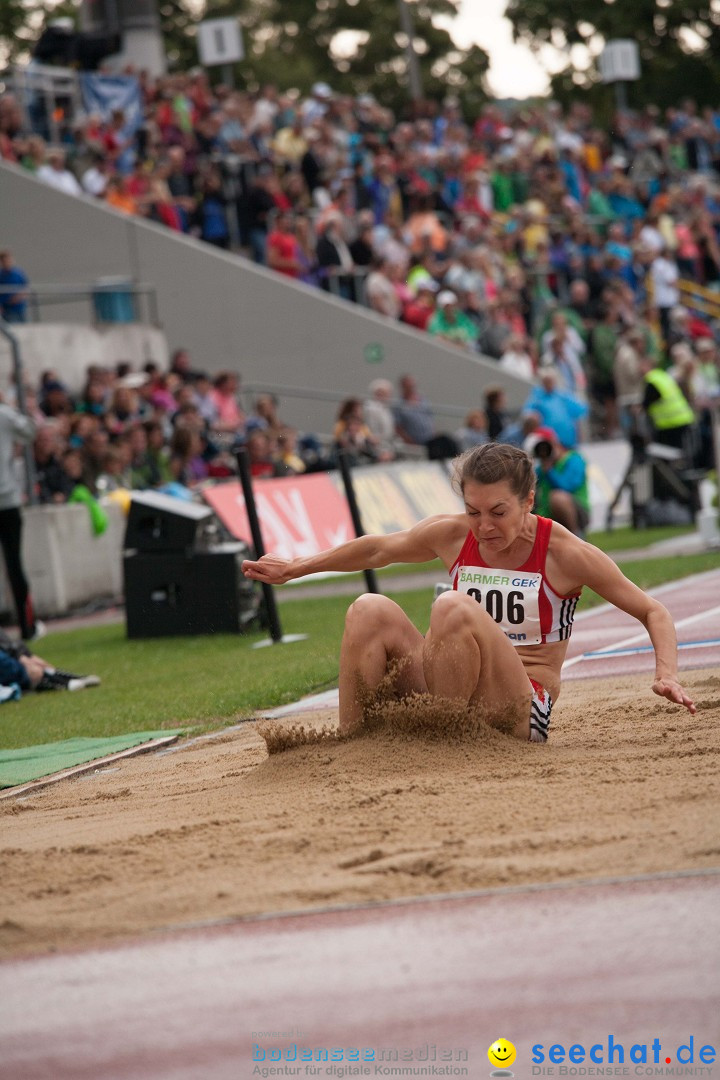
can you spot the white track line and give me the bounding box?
[563,600,720,670]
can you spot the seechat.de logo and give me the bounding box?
[531,1037,717,1068]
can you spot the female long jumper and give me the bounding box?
[242,444,695,740]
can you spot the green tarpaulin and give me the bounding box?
[0,731,183,789]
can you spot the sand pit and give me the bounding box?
[1,668,719,959]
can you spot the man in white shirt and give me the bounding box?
[649,249,680,346]
[499,334,535,380]
[365,257,401,319]
[364,379,396,458]
[539,312,587,396]
[37,150,82,197]
[81,153,110,197]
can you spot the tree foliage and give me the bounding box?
[1,0,490,117]
[506,0,720,109]
[0,0,79,65]
[164,0,489,115]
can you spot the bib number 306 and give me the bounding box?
[466,588,525,624]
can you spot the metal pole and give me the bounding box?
[614,80,627,113]
[0,320,38,505]
[336,450,380,594]
[236,446,283,642]
[235,447,308,646]
[396,0,423,103]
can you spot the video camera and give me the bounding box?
[533,438,554,461]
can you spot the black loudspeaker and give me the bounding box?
[125,491,214,555]
[123,543,258,638]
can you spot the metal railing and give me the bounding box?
[0,63,83,145]
[0,282,160,326]
[240,380,472,423]
[239,380,478,460]
[678,278,720,322]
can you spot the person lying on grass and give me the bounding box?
[242,443,695,742]
[0,630,100,697]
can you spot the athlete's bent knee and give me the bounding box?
[429,590,488,635]
[344,593,403,636]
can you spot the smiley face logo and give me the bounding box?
[488,1039,517,1070]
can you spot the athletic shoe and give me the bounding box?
[27,620,48,643]
[36,668,101,692]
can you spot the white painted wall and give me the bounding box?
[0,324,169,395]
[0,501,126,622]
[21,502,125,617]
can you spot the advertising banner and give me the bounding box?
[202,461,462,559]
[202,446,629,560]
[202,472,354,560]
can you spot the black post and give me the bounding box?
[236,446,283,642]
[337,450,380,594]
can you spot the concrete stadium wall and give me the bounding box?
[4,503,126,618]
[0,323,169,395]
[0,161,532,434]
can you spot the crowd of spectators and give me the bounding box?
[19,323,716,523]
[2,74,720,474]
[21,353,454,503]
[13,346,587,507]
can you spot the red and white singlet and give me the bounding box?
[449,515,580,647]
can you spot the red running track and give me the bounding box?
[0,873,718,1080]
[562,568,720,681]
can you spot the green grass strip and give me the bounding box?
[0,731,183,788]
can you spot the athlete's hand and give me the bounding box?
[652,677,696,714]
[242,554,294,585]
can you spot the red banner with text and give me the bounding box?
[203,472,355,561]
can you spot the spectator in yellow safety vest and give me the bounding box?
[638,356,696,454]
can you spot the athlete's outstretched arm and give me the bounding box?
[241,515,451,586]
[566,543,696,714]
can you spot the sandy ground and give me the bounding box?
[1,667,719,960]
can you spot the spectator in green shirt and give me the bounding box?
[428,291,479,350]
[530,426,590,537]
[586,177,618,229]
[491,160,514,212]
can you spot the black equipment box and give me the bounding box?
[124,543,258,638]
[124,491,214,555]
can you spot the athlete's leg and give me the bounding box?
[338,594,426,735]
[423,591,534,739]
